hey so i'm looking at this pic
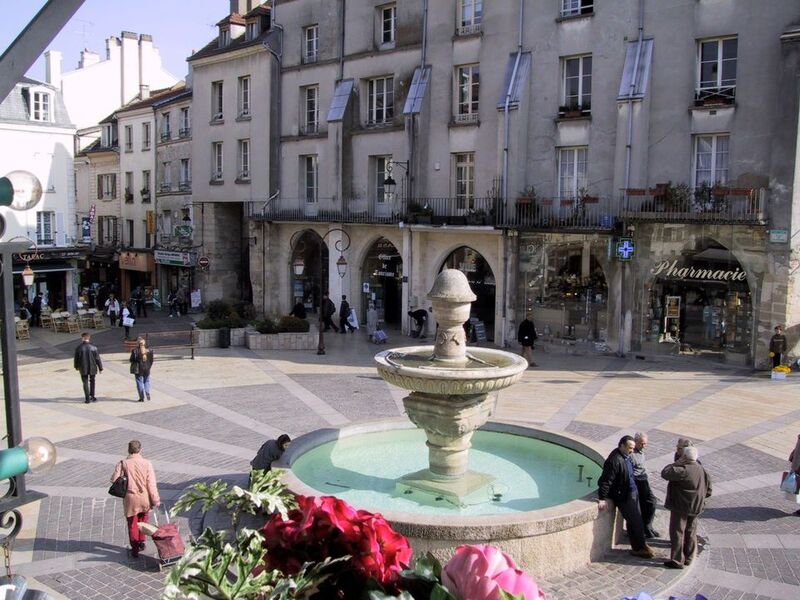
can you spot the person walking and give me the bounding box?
[121,301,134,340]
[321,293,338,332]
[786,434,800,516]
[130,337,154,402]
[110,440,160,558]
[31,292,43,327]
[339,295,355,333]
[770,325,787,369]
[661,445,712,569]
[366,301,379,338]
[74,332,103,403]
[167,290,179,317]
[631,432,660,538]
[517,311,538,367]
[597,435,655,558]
[132,285,147,318]
[105,294,120,327]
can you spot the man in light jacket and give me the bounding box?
[661,445,712,569]
[110,440,160,558]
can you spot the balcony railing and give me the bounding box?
[160,131,172,142]
[694,86,736,107]
[621,187,766,224]
[302,51,318,64]
[454,112,479,124]
[179,180,191,192]
[300,123,319,135]
[159,182,172,192]
[457,23,481,36]
[179,127,191,138]
[497,195,618,230]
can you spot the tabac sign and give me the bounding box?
[651,260,747,282]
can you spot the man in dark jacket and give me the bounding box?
[408,308,428,339]
[339,295,355,333]
[597,435,655,558]
[74,332,103,404]
[321,293,338,332]
[250,434,292,486]
[517,312,537,367]
[31,292,43,327]
[661,445,712,569]
[769,325,787,368]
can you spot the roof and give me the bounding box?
[0,77,74,127]
[216,13,246,27]
[116,83,186,113]
[244,4,271,19]
[152,88,193,109]
[189,25,276,62]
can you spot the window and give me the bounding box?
[160,161,172,191]
[246,21,259,41]
[212,142,224,180]
[142,170,151,201]
[562,55,592,111]
[125,172,134,202]
[219,27,230,47]
[238,139,250,180]
[456,65,480,121]
[458,0,482,35]
[697,37,737,103]
[144,219,151,248]
[180,159,191,190]
[303,155,318,203]
[126,219,135,247]
[694,134,729,187]
[237,76,250,117]
[124,125,133,151]
[98,216,117,245]
[161,112,171,141]
[97,173,117,199]
[211,81,224,120]
[303,25,319,63]
[36,212,55,245]
[381,4,396,45]
[454,152,475,209]
[557,147,588,198]
[142,122,151,150]
[561,0,593,18]
[375,156,390,202]
[303,85,319,133]
[179,107,191,137]
[31,91,51,121]
[101,124,115,148]
[367,76,394,125]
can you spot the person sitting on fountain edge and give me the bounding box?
[250,434,292,486]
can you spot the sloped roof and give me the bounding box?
[117,83,186,113]
[189,26,276,62]
[244,4,271,19]
[217,13,246,27]
[0,77,74,127]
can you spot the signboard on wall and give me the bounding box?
[154,250,197,267]
[119,251,151,272]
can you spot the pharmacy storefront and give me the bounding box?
[154,250,196,309]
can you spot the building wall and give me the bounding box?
[117,107,156,248]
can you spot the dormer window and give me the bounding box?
[219,27,231,47]
[31,91,51,122]
[101,124,116,148]
[246,21,259,40]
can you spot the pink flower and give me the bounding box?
[442,544,546,600]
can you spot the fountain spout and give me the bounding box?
[427,269,476,365]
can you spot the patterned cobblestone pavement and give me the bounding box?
[8,316,800,599]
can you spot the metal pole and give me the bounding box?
[318,239,326,355]
[0,250,26,497]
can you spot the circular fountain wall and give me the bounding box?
[278,420,615,578]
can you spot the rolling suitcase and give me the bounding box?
[150,504,185,570]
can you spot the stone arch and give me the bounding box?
[289,228,329,313]
[359,236,404,325]
[438,245,497,341]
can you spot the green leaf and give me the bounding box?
[402,552,443,582]
[430,584,457,600]
[499,591,525,600]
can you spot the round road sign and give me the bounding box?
[198,256,210,269]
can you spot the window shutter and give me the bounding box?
[111,174,117,198]
[55,212,66,246]
[97,175,102,199]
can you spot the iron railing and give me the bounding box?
[621,187,766,224]
[497,195,617,230]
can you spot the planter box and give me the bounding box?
[246,327,318,351]
[194,328,220,348]
[230,327,248,346]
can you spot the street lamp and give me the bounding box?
[383,160,409,203]
[21,265,34,286]
[290,228,351,356]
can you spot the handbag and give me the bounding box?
[108,460,128,498]
[130,361,140,375]
[781,471,800,494]
[123,316,135,327]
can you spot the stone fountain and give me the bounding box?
[374,269,529,505]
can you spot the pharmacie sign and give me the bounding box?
[651,260,747,282]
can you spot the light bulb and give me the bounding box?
[22,437,57,475]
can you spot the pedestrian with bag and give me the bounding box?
[784,434,800,516]
[339,295,355,333]
[769,325,787,369]
[105,293,120,327]
[517,311,538,367]
[130,337,154,402]
[661,445,712,569]
[110,440,160,558]
[74,332,103,404]
[121,301,135,340]
[322,293,338,332]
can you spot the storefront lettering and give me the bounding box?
[651,260,747,282]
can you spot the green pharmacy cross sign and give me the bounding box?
[616,237,635,261]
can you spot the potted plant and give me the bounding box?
[558,103,585,118]
[465,208,488,225]
[407,201,433,224]
[665,182,692,212]
[516,186,539,225]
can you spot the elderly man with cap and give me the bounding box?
[661,445,712,569]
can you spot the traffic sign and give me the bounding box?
[198,256,210,269]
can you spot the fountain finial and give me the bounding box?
[427,269,476,363]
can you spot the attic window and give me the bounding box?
[31,91,51,122]
[219,27,231,47]
[246,21,259,40]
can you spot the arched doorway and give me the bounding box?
[361,237,403,326]
[290,230,328,315]
[441,246,495,341]
[536,243,608,341]
[645,239,752,357]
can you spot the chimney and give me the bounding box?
[45,50,62,89]
[230,0,253,15]
[140,84,150,99]
[79,49,100,68]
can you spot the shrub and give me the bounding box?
[255,318,280,334]
[207,299,235,321]
[279,316,310,333]
[233,300,257,321]
[196,315,247,330]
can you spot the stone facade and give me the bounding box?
[245,328,319,351]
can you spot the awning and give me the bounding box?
[12,261,76,274]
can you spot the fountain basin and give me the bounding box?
[278,420,616,578]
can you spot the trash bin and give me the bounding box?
[219,327,231,348]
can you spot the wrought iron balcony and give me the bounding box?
[497,195,617,231]
[621,186,766,224]
[178,127,192,138]
[694,86,736,107]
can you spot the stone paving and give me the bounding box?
[4,311,800,599]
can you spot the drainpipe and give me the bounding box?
[500,0,524,348]
[338,0,346,80]
[263,9,283,198]
[407,0,428,202]
[618,0,645,357]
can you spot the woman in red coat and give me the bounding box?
[110,440,160,557]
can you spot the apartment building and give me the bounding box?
[192,0,800,366]
[0,77,80,309]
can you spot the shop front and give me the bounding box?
[637,240,753,363]
[118,250,155,303]
[441,246,495,341]
[154,250,197,311]
[13,254,81,312]
[361,237,403,327]
[290,230,327,316]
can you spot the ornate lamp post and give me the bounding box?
[382,160,409,203]
[290,229,351,355]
